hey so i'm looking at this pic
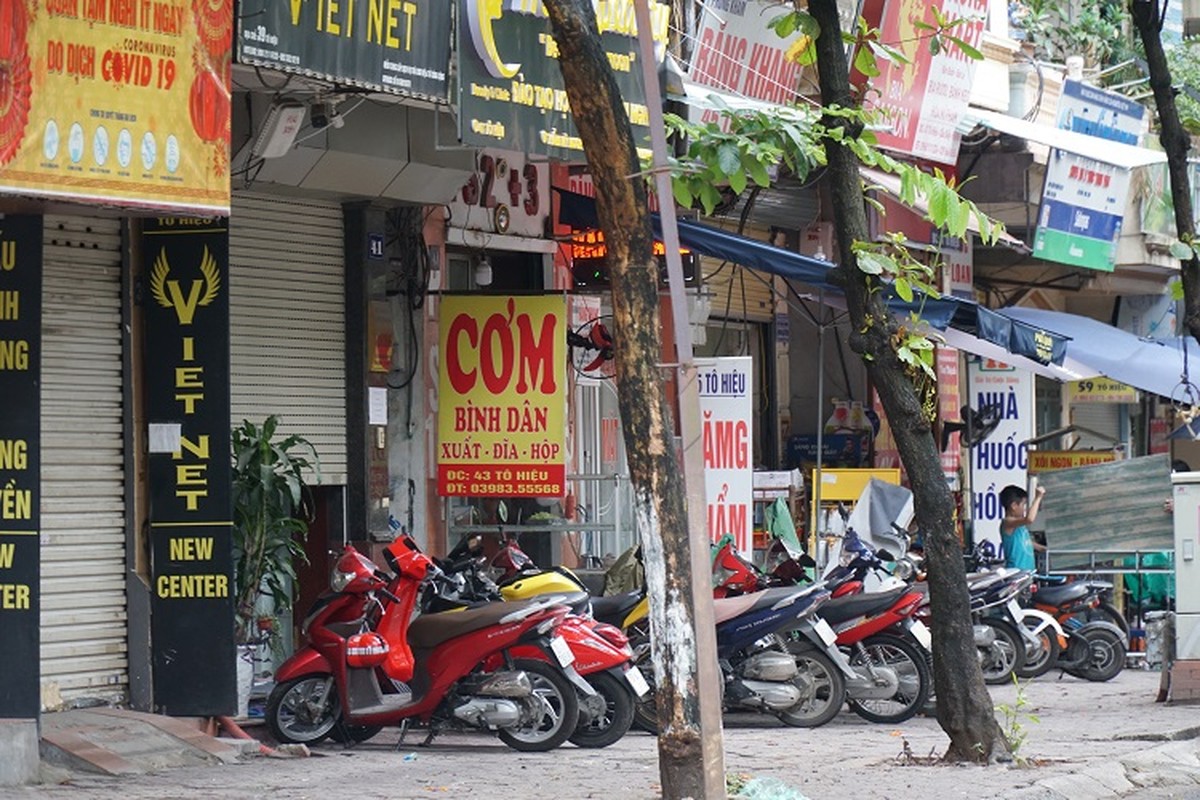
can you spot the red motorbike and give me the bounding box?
[266,536,590,751]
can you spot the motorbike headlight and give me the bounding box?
[330,565,357,592]
[893,558,915,582]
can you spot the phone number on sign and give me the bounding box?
[468,483,560,496]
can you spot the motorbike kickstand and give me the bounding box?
[396,719,410,748]
[420,725,439,747]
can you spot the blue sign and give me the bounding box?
[367,233,384,260]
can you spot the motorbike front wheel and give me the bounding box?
[497,659,580,752]
[980,618,1024,685]
[846,633,930,724]
[1014,618,1061,679]
[1066,627,1125,682]
[266,676,338,744]
[568,671,635,749]
[778,645,846,728]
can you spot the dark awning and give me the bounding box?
[554,188,1069,366]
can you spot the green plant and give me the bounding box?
[231,415,320,645]
[994,674,1040,761]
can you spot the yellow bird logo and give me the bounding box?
[466,0,521,79]
[150,246,220,326]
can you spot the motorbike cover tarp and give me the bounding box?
[763,497,803,554]
[840,479,914,568]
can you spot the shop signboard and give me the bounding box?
[0,216,42,720]
[236,0,451,100]
[0,1,230,213]
[698,356,753,553]
[968,358,1033,545]
[143,217,236,716]
[938,346,961,482]
[686,0,803,125]
[1067,377,1139,404]
[447,149,548,238]
[867,0,986,165]
[455,0,669,159]
[1033,80,1146,272]
[438,295,568,497]
[1028,449,1117,473]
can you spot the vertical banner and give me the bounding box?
[0,216,42,719]
[438,295,567,497]
[143,217,235,716]
[698,357,753,553]
[968,359,1033,545]
[937,347,961,483]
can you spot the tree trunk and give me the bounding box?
[806,0,1010,762]
[1131,3,1200,344]
[543,1,720,795]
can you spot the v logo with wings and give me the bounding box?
[150,246,221,325]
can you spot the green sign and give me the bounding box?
[237,1,451,100]
[456,0,669,159]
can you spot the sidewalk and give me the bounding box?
[11,668,1200,799]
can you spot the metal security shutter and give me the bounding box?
[1070,402,1122,450]
[229,193,346,484]
[702,224,779,323]
[40,215,127,707]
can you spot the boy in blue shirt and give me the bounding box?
[999,484,1046,571]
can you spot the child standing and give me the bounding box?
[999,484,1046,571]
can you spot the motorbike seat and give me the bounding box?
[591,590,645,627]
[712,585,824,625]
[407,597,566,649]
[816,586,911,626]
[1032,581,1091,607]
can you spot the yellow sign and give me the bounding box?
[1068,378,1138,404]
[437,295,567,497]
[0,0,230,213]
[1028,450,1118,473]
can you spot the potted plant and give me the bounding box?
[230,415,320,651]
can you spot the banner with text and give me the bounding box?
[699,356,753,553]
[0,0,230,213]
[438,295,567,497]
[143,217,235,716]
[456,0,669,159]
[1033,80,1146,271]
[968,359,1033,545]
[867,0,986,165]
[236,0,450,100]
[0,216,42,720]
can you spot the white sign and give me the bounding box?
[698,356,754,553]
[446,148,548,238]
[968,359,1033,545]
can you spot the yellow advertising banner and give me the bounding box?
[437,295,566,497]
[1068,377,1138,404]
[1027,450,1118,474]
[0,0,230,213]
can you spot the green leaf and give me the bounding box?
[672,179,692,209]
[747,158,771,187]
[928,184,950,224]
[894,276,914,302]
[854,44,881,77]
[856,251,892,275]
[947,35,983,60]
[929,36,942,56]
[716,143,741,177]
[728,167,748,195]
[1170,239,1194,260]
[768,11,799,37]
[1172,277,1187,301]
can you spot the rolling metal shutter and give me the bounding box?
[40,215,128,707]
[229,193,347,484]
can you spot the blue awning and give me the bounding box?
[554,188,1069,366]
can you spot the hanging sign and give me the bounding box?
[236,1,451,100]
[0,0,230,213]
[143,216,236,716]
[0,216,42,720]
[968,359,1033,545]
[1068,377,1139,404]
[1028,450,1118,473]
[437,295,567,497]
[698,357,753,553]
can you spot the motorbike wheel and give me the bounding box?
[568,671,635,749]
[1014,618,1061,679]
[846,633,930,725]
[1066,627,1125,682]
[777,645,846,728]
[1083,603,1129,640]
[266,676,338,744]
[980,618,1024,685]
[497,659,580,752]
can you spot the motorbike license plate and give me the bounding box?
[1006,598,1023,620]
[625,665,651,697]
[549,635,575,667]
[813,618,838,647]
[908,619,933,651]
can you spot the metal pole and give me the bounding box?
[813,290,825,569]
[633,2,726,795]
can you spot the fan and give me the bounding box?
[567,317,616,380]
[940,403,1003,451]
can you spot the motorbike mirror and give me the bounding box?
[876,548,896,562]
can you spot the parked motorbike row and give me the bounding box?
[266,512,1129,751]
